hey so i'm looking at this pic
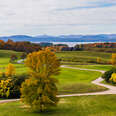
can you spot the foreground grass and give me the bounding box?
[1,95,116,116]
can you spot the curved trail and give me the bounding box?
[0,65,116,103]
[58,66,116,97]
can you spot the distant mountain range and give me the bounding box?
[0,34,116,42]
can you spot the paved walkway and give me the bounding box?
[0,65,116,103]
[58,66,116,97]
[0,99,19,104]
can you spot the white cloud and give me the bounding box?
[0,0,115,35]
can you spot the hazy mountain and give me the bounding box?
[0,34,116,42]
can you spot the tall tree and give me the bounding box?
[21,49,60,112]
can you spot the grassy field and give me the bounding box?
[56,51,112,65]
[0,50,27,74]
[57,68,107,94]
[0,50,107,94]
[1,95,116,116]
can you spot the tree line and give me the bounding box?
[61,42,116,52]
[0,39,41,53]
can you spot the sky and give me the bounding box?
[0,0,116,36]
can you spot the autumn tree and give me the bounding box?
[5,63,16,77]
[110,73,116,83]
[97,57,101,64]
[111,53,116,65]
[20,49,60,112]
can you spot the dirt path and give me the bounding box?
[0,65,116,103]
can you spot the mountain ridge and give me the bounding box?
[0,34,116,42]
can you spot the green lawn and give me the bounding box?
[1,95,116,116]
[56,51,112,65]
[57,68,107,94]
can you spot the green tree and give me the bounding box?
[20,49,60,112]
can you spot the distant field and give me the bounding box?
[1,95,116,116]
[56,51,112,65]
[0,50,27,74]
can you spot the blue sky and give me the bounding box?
[0,0,116,36]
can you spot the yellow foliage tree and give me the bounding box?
[110,73,116,83]
[97,57,101,64]
[21,49,60,112]
[111,53,116,65]
[0,79,12,98]
[5,63,16,77]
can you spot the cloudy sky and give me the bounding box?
[0,0,116,36]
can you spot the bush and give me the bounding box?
[102,67,116,82]
[110,73,116,84]
[0,74,28,98]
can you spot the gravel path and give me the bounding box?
[0,65,116,103]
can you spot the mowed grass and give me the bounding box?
[57,68,107,94]
[0,50,27,74]
[69,65,112,71]
[56,51,112,64]
[1,95,116,116]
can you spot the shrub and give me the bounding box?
[102,67,116,82]
[110,73,116,84]
[0,79,12,98]
[0,74,28,98]
[21,49,60,112]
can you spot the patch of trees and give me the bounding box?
[61,42,116,52]
[0,39,41,53]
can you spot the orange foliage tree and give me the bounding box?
[20,49,60,112]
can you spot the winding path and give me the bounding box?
[0,65,116,103]
[58,66,116,97]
